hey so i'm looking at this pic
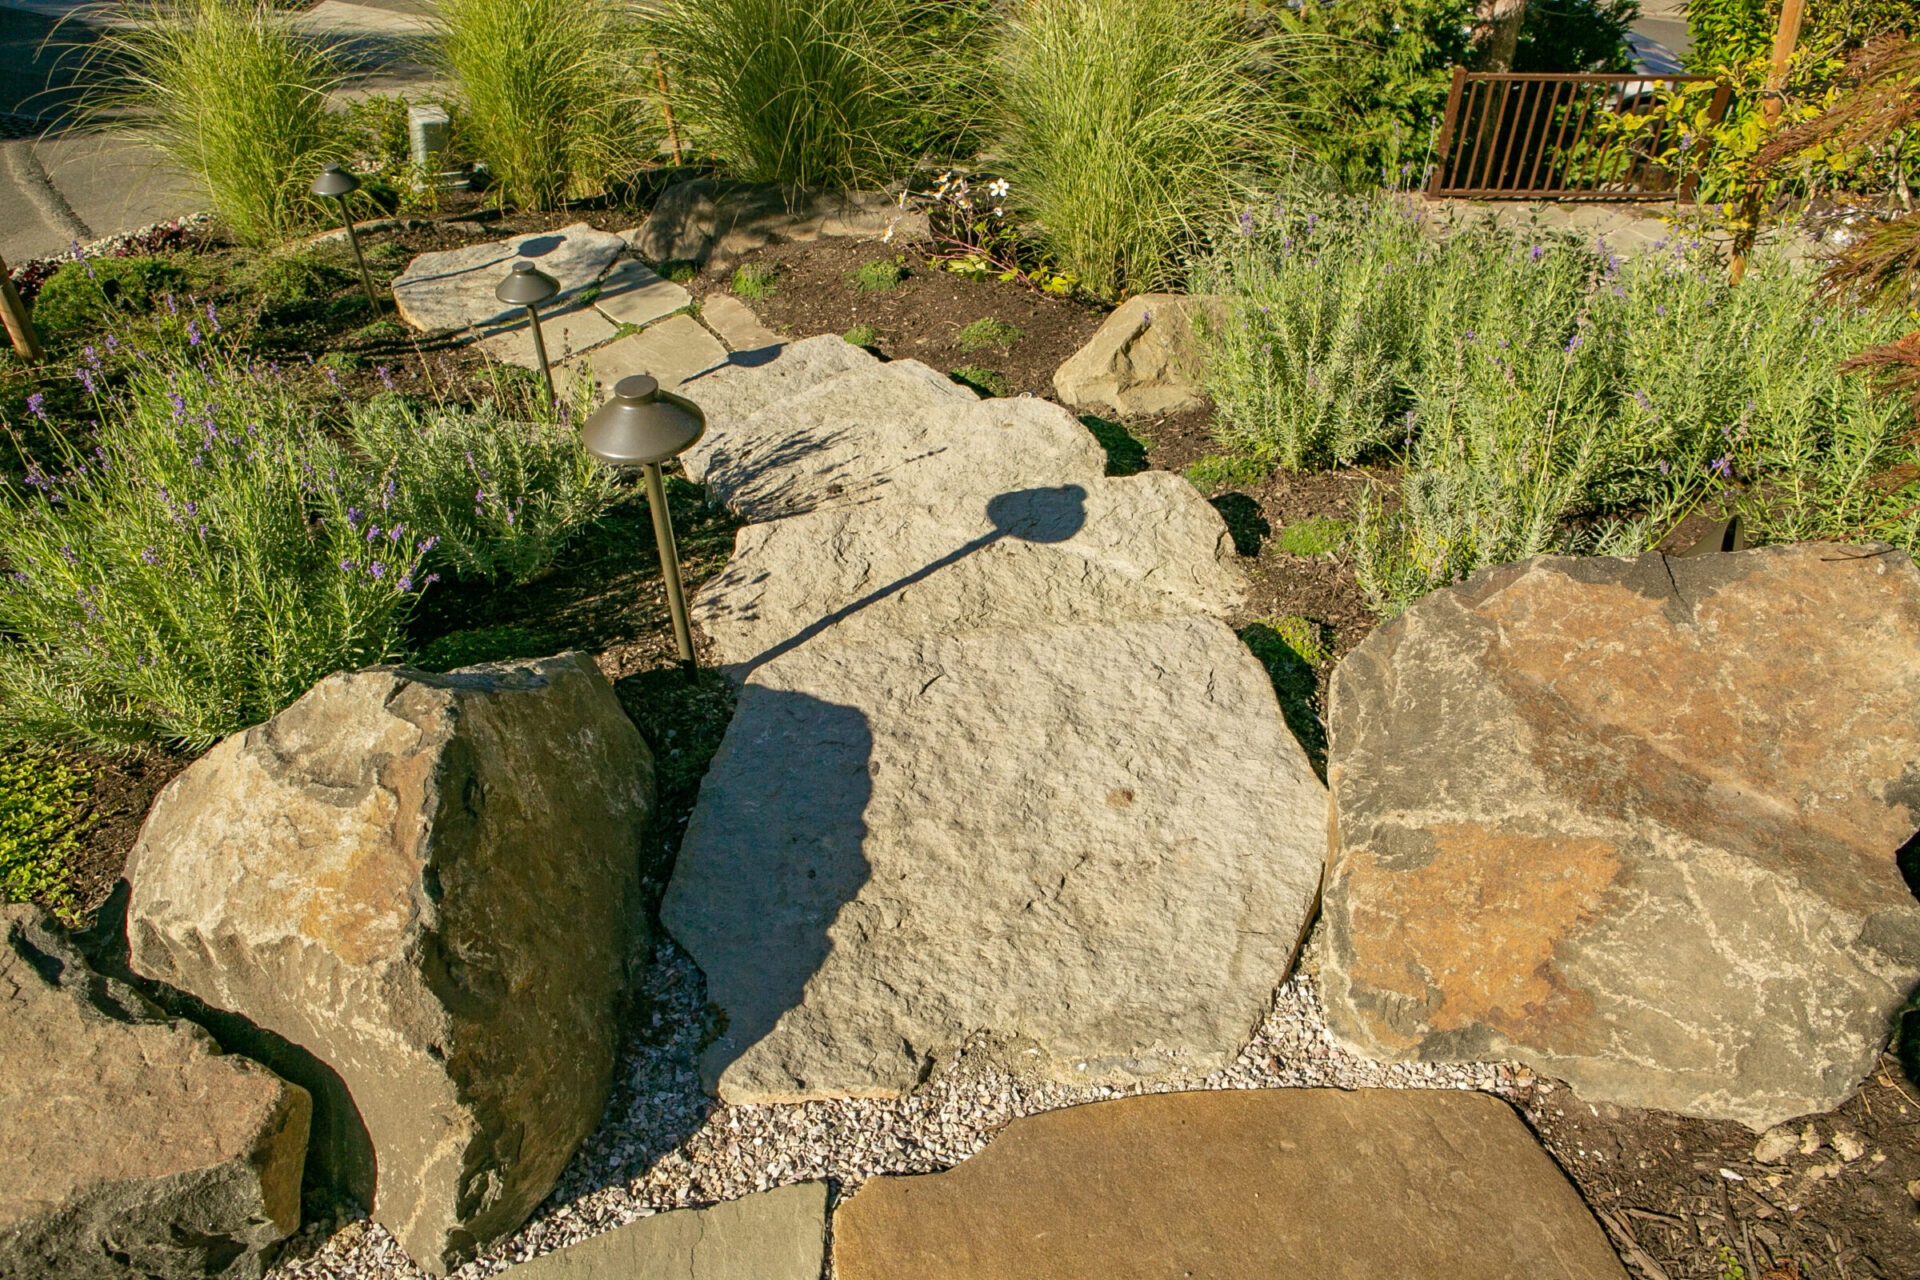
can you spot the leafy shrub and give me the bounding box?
[1275,0,1478,186]
[1512,0,1638,74]
[731,265,778,299]
[413,623,559,671]
[345,385,619,585]
[83,0,344,245]
[0,749,91,916]
[29,256,191,345]
[645,0,970,188]
[994,0,1301,299]
[1202,196,1912,614]
[435,0,649,208]
[843,322,883,348]
[0,345,426,749]
[955,317,1022,351]
[0,340,616,751]
[1182,454,1273,491]
[1275,515,1350,556]
[847,258,907,291]
[948,366,1010,397]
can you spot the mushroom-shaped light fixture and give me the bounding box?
[310,163,381,312]
[496,260,562,404]
[582,375,708,676]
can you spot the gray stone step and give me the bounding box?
[662,616,1326,1103]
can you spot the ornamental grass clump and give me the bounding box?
[644,0,967,189]
[993,0,1303,299]
[79,0,344,245]
[434,0,650,207]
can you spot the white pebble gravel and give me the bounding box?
[268,932,1525,1280]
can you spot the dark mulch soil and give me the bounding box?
[1520,1062,1920,1280]
[63,748,191,922]
[688,237,1107,401]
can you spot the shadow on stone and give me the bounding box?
[1209,493,1269,557]
[1237,622,1327,780]
[1077,416,1149,477]
[736,485,1088,675]
[663,690,876,1096]
[515,234,565,260]
[77,880,377,1221]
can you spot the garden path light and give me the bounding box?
[496,261,561,405]
[581,374,706,679]
[311,164,382,312]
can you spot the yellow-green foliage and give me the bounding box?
[0,749,91,917]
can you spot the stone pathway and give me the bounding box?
[388,222,740,395]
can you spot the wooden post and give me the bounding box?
[0,251,42,365]
[654,54,682,165]
[1730,0,1807,283]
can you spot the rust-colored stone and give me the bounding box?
[832,1089,1628,1280]
[1323,545,1920,1129]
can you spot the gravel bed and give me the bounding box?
[269,928,1525,1280]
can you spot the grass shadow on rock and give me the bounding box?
[1239,617,1329,780]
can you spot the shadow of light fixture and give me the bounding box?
[582,374,707,680]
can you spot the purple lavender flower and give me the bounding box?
[1236,210,1255,236]
[25,392,45,421]
[1632,390,1652,411]
[1709,455,1733,479]
[186,319,202,347]
[206,301,220,334]
[165,293,177,317]
[140,546,160,566]
[1529,244,1544,262]
[1656,304,1666,318]
[398,576,414,592]
[340,557,355,572]
[1565,331,1584,354]
[369,561,386,580]
[1657,459,1670,474]
[377,365,394,391]
[76,367,96,394]
[346,506,363,528]
[417,535,440,554]
[425,573,441,587]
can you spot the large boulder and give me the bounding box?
[630,182,927,271]
[0,905,309,1280]
[833,1089,1628,1280]
[125,654,654,1272]
[1321,545,1920,1129]
[1052,293,1226,418]
[662,617,1326,1102]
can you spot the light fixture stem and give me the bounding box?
[525,304,556,405]
[644,460,698,680]
[339,200,381,312]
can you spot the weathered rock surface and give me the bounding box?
[832,1089,1628,1280]
[661,617,1325,1102]
[696,362,1095,522]
[391,223,626,332]
[503,1184,826,1280]
[1052,293,1225,417]
[630,182,925,270]
[692,472,1243,666]
[0,905,309,1280]
[591,259,690,330]
[699,294,783,356]
[1322,545,1920,1129]
[678,336,880,484]
[475,302,620,371]
[126,654,655,1272]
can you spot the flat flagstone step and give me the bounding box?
[390,222,628,333]
[660,616,1326,1104]
[691,471,1244,667]
[504,1183,827,1279]
[697,364,1102,522]
[831,1089,1630,1280]
[558,313,730,394]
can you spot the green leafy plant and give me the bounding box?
[994,0,1304,300]
[1276,515,1350,556]
[955,317,1022,351]
[413,623,559,671]
[345,378,619,585]
[28,256,191,344]
[0,749,91,917]
[949,365,1010,397]
[730,264,779,299]
[843,322,883,347]
[643,0,974,188]
[1182,453,1273,491]
[847,258,907,291]
[434,0,649,208]
[79,0,346,245]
